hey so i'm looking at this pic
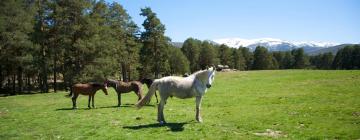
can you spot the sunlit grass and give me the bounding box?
[1,70,359,139]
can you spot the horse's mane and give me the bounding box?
[89,82,103,87]
[190,69,207,77]
[140,78,153,84]
[106,79,118,83]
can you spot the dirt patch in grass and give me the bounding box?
[253,129,287,138]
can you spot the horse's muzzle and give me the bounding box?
[206,84,211,88]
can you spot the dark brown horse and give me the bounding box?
[140,78,159,103]
[66,82,108,109]
[105,79,143,107]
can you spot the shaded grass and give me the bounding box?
[0,70,359,139]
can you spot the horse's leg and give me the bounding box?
[117,93,121,107]
[92,94,95,108]
[158,93,169,124]
[158,99,166,124]
[195,96,203,123]
[88,95,91,109]
[155,92,159,103]
[72,94,79,109]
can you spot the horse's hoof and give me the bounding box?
[73,107,78,110]
[159,121,166,125]
[196,118,203,123]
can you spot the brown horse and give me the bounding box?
[66,82,108,109]
[105,79,143,107]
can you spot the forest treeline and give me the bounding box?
[0,0,359,94]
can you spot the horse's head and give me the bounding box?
[206,67,216,88]
[103,82,109,95]
[197,67,216,88]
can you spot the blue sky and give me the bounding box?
[108,0,360,43]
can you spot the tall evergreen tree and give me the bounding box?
[32,0,53,93]
[292,48,308,69]
[320,52,334,69]
[332,45,360,69]
[139,7,169,78]
[218,44,232,66]
[252,46,272,70]
[199,41,217,69]
[353,45,360,69]
[231,48,245,70]
[282,51,294,69]
[107,2,140,81]
[239,47,253,70]
[169,47,190,75]
[53,0,94,88]
[181,38,202,72]
[273,52,285,69]
[0,0,35,94]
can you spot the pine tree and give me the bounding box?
[353,45,360,69]
[231,48,245,70]
[239,47,253,70]
[169,47,190,75]
[107,2,140,81]
[199,41,217,69]
[282,51,294,69]
[140,7,169,78]
[181,38,202,72]
[273,52,285,69]
[332,45,360,69]
[218,44,232,67]
[292,48,308,69]
[0,0,35,94]
[253,46,272,70]
[320,52,334,69]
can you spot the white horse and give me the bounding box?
[136,67,216,124]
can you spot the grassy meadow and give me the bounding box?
[0,70,359,139]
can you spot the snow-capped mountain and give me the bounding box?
[212,38,339,53]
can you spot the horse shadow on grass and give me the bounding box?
[55,103,156,111]
[123,121,190,132]
[55,107,90,111]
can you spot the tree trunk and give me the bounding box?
[26,74,31,93]
[128,64,131,81]
[153,37,159,79]
[38,73,42,92]
[12,74,16,95]
[0,65,3,89]
[17,67,23,93]
[41,45,49,93]
[7,78,11,91]
[121,63,127,82]
[53,53,57,93]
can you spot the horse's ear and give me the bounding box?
[208,66,213,71]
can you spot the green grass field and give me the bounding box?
[1,70,359,139]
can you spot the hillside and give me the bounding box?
[308,44,360,55]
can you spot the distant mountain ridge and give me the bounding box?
[171,38,357,55]
[308,44,360,55]
[212,38,339,53]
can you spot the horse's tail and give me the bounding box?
[65,87,73,98]
[138,82,144,98]
[136,80,159,109]
[134,81,144,98]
